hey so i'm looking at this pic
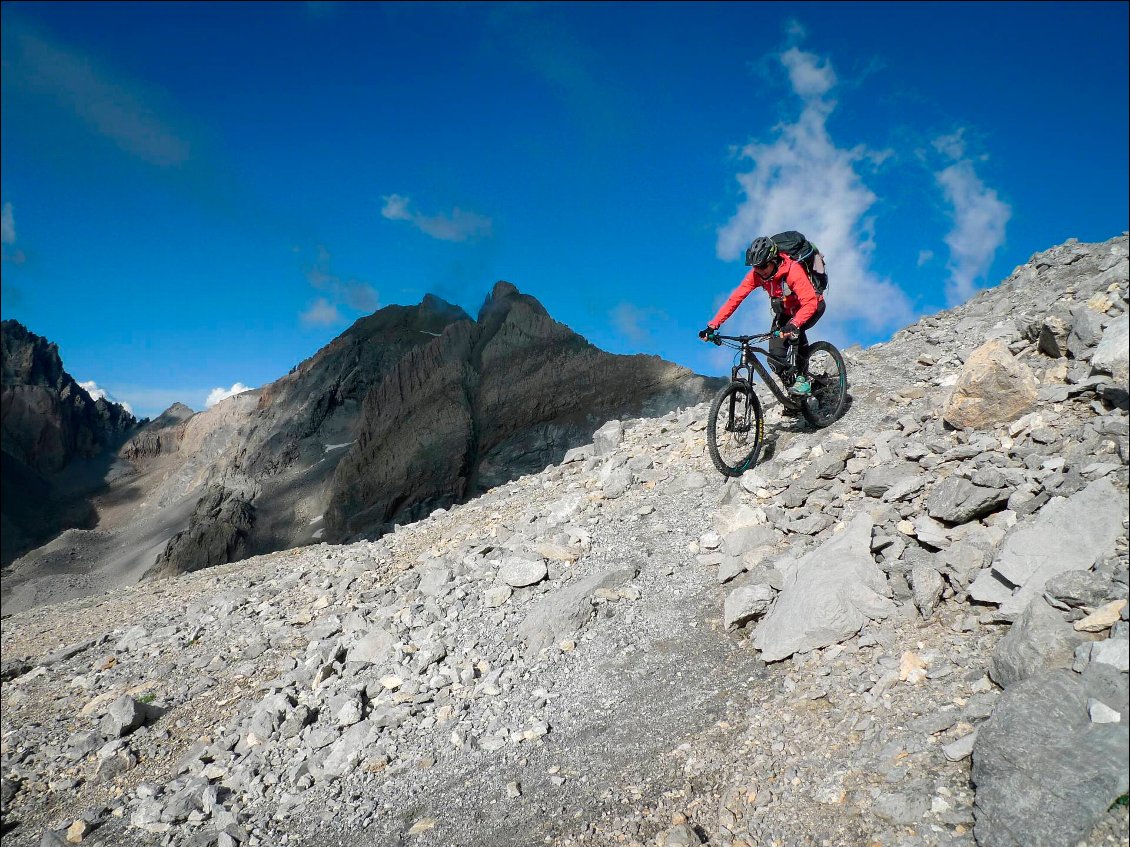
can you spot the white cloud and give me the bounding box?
[611,303,664,345]
[717,45,913,335]
[380,194,493,242]
[299,246,378,327]
[935,159,1011,304]
[1,203,14,245]
[780,46,836,98]
[933,129,967,161]
[917,249,934,267]
[7,23,191,167]
[300,297,342,327]
[205,382,252,408]
[0,201,26,265]
[78,380,134,415]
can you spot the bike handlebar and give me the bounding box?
[708,332,773,346]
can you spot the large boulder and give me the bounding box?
[1091,314,1129,385]
[143,485,256,580]
[993,479,1124,619]
[972,665,1129,847]
[926,476,1010,525]
[752,514,896,662]
[943,339,1038,430]
[989,596,1085,688]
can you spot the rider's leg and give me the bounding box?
[788,301,826,396]
[793,300,826,375]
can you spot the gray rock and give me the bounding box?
[972,665,1130,847]
[942,729,978,762]
[723,582,775,629]
[320,722,370,777]
[939,541,987,589]
[910,565,945,617]
[753,514,896,662]
[100,695,146,738]
[592,420,623,456]
[1092,314,1129,384]
[417,566,452,597]
[66,731,104,761]
[600,466,634,499]
[874,791,930,825]
[667,471,708,493]
[498,556,547,588]
[722,525,776,558]
[1044,569,1118,609]
[861,463,919,498]
[990,596,1085,688]
[483,585,512,607]
[518,567,638,655]
[349,628,395,666]
[995,479,1125,618]
[1092,638,1130,673]
[655,823,704,847]
[1036,314,1070,358]
[561,444,593,464]
[1066,306,1105,358]
[967,567,1016,605]
[927,477,1010,524]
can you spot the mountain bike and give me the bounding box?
[703,332,847,477]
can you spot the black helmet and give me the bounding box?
[745,236,778,267]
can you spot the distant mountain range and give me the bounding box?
[1,283,719,611]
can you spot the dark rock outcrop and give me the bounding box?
[1,320,139,565]
[2,320,137,474]
[143,484,256,579]
[972,665,1129,847]
[325,282,719,538]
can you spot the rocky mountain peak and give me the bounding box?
[1,319,66,388]
[158,402,196,421]
[418,293,470,323]
[478,279,550,324]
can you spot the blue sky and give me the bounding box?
[2,2,1127,420]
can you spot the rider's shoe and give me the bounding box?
[788,375,812,397]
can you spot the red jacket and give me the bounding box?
[709,254,823,330]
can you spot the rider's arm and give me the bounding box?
[784,262,821,329]
[709,270,760,328]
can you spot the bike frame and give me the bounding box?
[721,335,801,411]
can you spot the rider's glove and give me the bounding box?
[698,325,718,343]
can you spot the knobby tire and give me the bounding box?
[799,340,848,428]
[706,381,764,477]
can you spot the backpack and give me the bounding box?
[770,230,828,294]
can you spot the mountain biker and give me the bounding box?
[699,235,826,396]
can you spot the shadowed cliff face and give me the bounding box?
[325,281,719,539]
[2,320,137,474]
[1,320,139,565]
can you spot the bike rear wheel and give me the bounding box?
[800,341,848,428]
[707,381,764,477]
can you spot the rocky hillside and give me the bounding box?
[1,286,716,614]
[0,234,1127,847]
[1,320,139,565]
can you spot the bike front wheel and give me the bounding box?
[706,381,764,477]
[800,341,848,428]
